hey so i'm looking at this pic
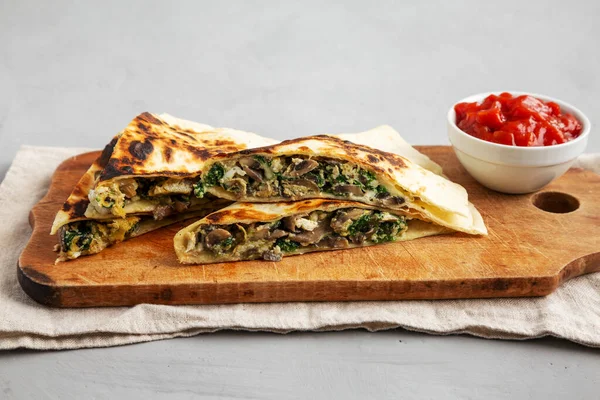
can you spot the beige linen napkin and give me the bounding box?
[1,146,599,350]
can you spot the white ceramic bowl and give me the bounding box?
[447,91,591,194]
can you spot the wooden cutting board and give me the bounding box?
[18,147,600,307]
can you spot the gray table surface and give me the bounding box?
[1,1,598,399]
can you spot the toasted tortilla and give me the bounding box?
[51,134,120,234]
[51,112,277,261]
[202,135,486,235]
[51,112,278,234]
[84,112,278,220]
[331,125,444,176]
[175,199,451,264]
[95,112,277,183]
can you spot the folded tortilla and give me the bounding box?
[200,135,486,235]
[331,125,444,176]
[174,199,452,264]
[51,112,277,261]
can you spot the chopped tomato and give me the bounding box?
[454,93,582,147]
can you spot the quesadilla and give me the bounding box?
[52,143,229,261]
[200,135,486,235]
[51,112,277,261]
[80,112,277,221]
[174,199,451,264]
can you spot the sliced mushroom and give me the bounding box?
[253,223,290,240]
[358,174,371,186]
[283,216,298,232]
[321,235,349,249]
[204,229,232,248]
[382,196,405,206]
[363,227,376,237]
[269,229,288,240]
[238,157,260,169]
[330,208,367,233]
[290,221,331,246]
[173,199,190,213]
[288,159,318,177]
[296,178,320,191]
[338,208,367,223]
[241,165,263,182]
[244,156,275,180]
[252,224,272,240]
[305,172,323,186]
[119,179,138,198]
[333,185,363,196]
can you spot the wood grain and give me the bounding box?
[17,147,600,307]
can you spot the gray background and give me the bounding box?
[1,0,598,399]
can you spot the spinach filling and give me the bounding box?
[275,238,300,252]
[58,217,141,259]
[61,225,94,252]
[346,211,405,243]
[206,156,405,207]
[204,164,225,187]
[192,180,205,198]
[90,174,208,219]
[191,208,408,262]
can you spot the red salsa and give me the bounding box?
[454,92,582,146]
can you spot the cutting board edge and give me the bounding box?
[17,254,600,308]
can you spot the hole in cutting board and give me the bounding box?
[531,191,580,214]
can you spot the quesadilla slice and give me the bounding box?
[54,147,228,261]
[200,135,486,235]
[51,112,277,261]
[81,112,277,221]
[174,199,451,264]
[56,210,221,262]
